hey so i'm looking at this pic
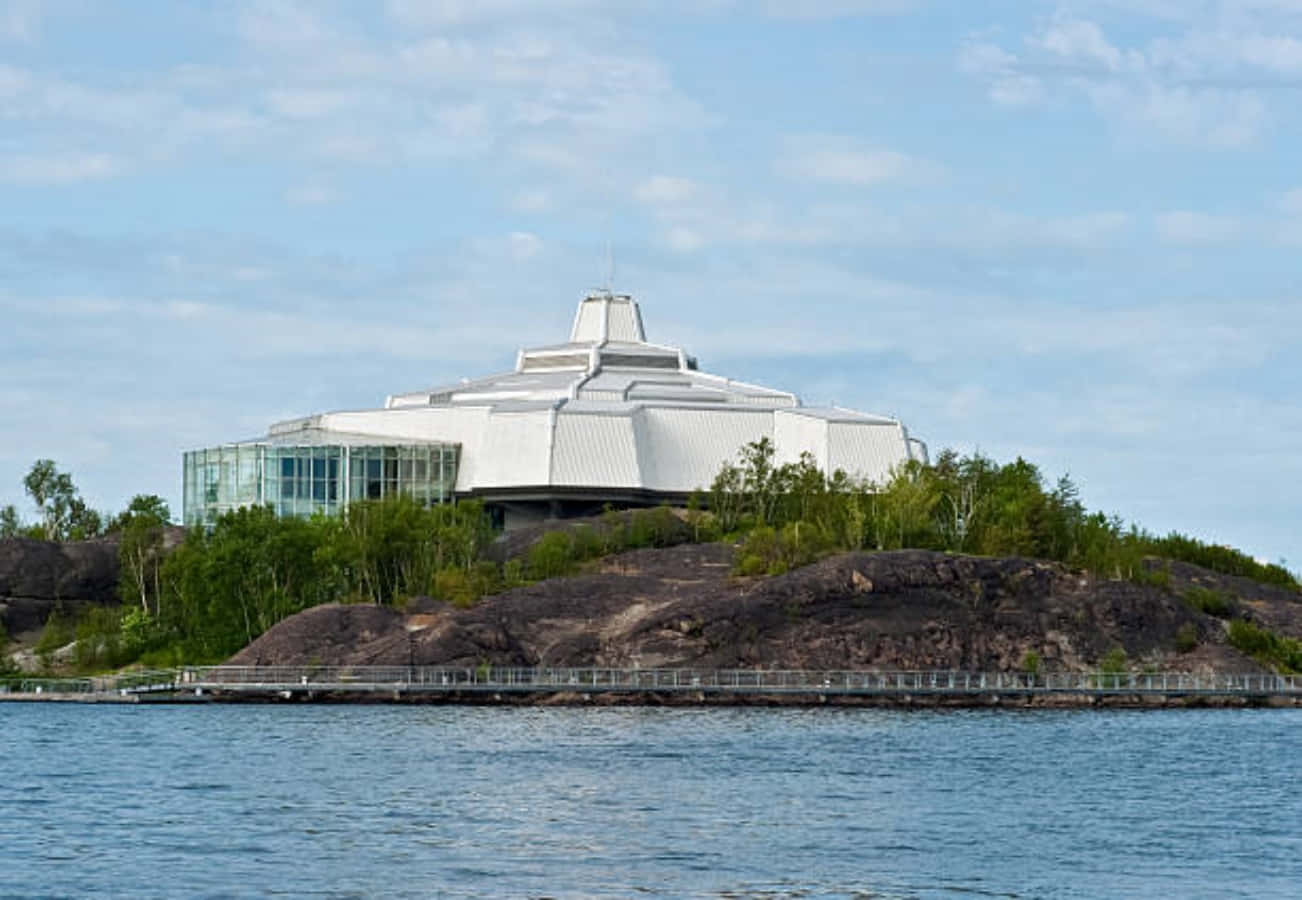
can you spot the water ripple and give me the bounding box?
[1,705,1300,897]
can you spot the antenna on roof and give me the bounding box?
[595,208,616,296]
[605,237,616,294]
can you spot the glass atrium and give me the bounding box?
[182,440,459,527]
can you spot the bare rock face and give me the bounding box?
[228,604,409,667]
[0,537,121,638]
[229,546,1300,673]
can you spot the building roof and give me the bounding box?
[384,291,798,415]
[251,291,925,496]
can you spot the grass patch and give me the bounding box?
[1227,619,1302,673]
[1183,586,1234,618]
[1128,563,1172,590]
[1099,646,1128,674]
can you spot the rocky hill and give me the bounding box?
[0,537,121,639]
[229,544,1301,673]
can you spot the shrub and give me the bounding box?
[628,507,680,548]
[502,559,526,588]
[1129,563,1172,590]
[1175,623,1198,653]
[34,608,74,669]
[1021,650,1042,675]
[0,621,15,676]
[1227,619,1271,656]
[570,524,604,560]
[73,606,125,671]
[432,562,502,608]
[732,521,833,576]
[527,531,578,580]
[735,526,778,575]
[120,607,166,657]
[1227,619,1302,673]
[599,506,627,552]
[1183,586,1234,618]
[1099,646,1128,674]
[1146,533,1299,591]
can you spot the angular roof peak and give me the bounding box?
[570,292,646,344]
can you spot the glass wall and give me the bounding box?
[183,442,460,527]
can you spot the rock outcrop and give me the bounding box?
[229,545,1300,673]
[0,537,121,638]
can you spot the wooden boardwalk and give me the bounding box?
[6,666,1299,703]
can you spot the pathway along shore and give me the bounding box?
[4,666,1300,707]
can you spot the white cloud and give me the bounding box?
[958,42,1045,106]
[284,184,337,207]
[634,175,701,206]
[961,17,1282,147]
[0,5,705,192]
[264,88,357,120]
[0,0,39,42]
[510,188,551,212]
[162,300,211,320]
[507,231,543,260]
[1154,210,1242,244]
[1278,188,1302,215]
[385,0,602,28]
[1086,81,1266,148]
[1147,30,1302,76]
[749,0,917,18]
[0,153,121,184]
[779,136,935,186]
[236,1,344,53]
[314,134,387,163]
[1032,18,1126,71]
[1032,211,1133,248]
[0,62,28,96]
[384,0,918,27]
[779,204,1134,251]
[665,226,706,253]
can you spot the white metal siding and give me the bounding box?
[635,407,774,493]
[607,301,642,342]
[550,413,641,487]
[773,410,829,472]
[475,411,554,487]
[571,302,604,342]
[827,421,910,485]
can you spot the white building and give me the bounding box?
[184,293,926,528]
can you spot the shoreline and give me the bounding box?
[8,666,1300,708]
[4,689,1300,708]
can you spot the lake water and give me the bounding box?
[2,704,1299,898]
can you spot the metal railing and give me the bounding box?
[0,676,96,695]
[0,669,181,697]
[176,666,1302,697]
[5,666,1298,699]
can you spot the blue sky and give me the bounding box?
[1,0,1298,569]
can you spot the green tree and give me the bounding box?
[739,436,783,526]
[21,459,103,541]
[114,495,172,615]
[0,504,20,538]
[870,461,939,550]
[709,461,745,534]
